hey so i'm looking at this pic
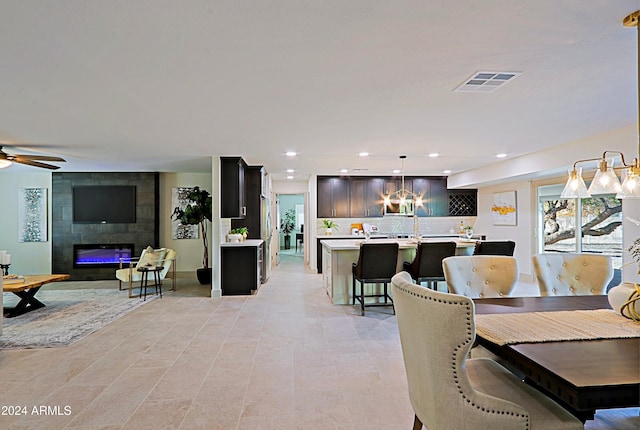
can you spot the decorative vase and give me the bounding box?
[228,234,243,243]
[196,268,212,285]
[326,228,333,235]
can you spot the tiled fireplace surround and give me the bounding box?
[52,172,159,281]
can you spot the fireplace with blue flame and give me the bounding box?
[73,244,135,268]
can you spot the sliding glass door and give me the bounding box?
[537,184,622,280]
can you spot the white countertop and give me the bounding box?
[220,239,264,247]
[320,238,476,250]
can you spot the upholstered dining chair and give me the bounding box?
[473,240,516,256]
[116,246,177,298]
[532,253,613,296]
[391,272,582,430]
[402,241,457,290]
[442,255,518,298]
[352,242,399,315]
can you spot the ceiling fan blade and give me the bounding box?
[14,154,66,162]
[13,159,61,170]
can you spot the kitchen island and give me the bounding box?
[320,238,476,304]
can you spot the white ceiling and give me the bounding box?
[0,1,638,183]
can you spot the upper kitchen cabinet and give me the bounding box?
[411,177,447,217]
[231,165,264,237]
[447,189,478,216]
[221,156,247,218]
[349,178,385,218]
[317,176,350,218]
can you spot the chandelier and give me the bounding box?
[561,10,640,199]
[383,155,423,215]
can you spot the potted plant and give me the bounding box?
[280,208,296,249]
[228,227,248,242]
[322,219,338,235]
[172,186,213,284]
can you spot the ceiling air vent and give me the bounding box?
[351,168,369,172]
[454,71,521,93]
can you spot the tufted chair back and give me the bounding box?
[442,255,518,298]
[532,253,613,296]
[391,271,582,430]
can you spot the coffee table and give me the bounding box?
[3,274,70,317]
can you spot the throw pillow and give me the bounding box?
[137,246,167,268]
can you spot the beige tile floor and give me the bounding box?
[0,255,637,429]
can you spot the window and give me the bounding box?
[537,184,622,272]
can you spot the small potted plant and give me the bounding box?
[228,228,245,243]
[322,219,338,235]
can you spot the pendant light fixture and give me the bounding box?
[560,10,640,199]
[383,155,423,215]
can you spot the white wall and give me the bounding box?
[475,180,535,281]
[0,171,52,275]
[160,172,213,273]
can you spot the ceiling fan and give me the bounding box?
[0,146,66,170]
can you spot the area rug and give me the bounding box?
[0,288,156,349]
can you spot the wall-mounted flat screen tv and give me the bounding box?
[73,185,136,223]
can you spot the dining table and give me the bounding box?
[473,295,640,422]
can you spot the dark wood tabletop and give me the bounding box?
[473,295,640,421]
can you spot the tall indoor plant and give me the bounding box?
[172,186,213,284]
[280,208,296,249]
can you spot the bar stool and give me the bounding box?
[402,241,457,290]
[352,242,399,316]
[137,266,164,300]
[473,240,516,256]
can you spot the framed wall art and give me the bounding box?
[18,188,48,242]
[491,191,517,226]
[171,187,199,239]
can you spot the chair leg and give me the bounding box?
[360,281,365,316]
[352,274,356,305]
[413,414,423,430]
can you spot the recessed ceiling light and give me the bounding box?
[496,153,508,158]
[287,175,294,180]
[428,153,439,158]
[340,168,349,173]
[392,169,401,174]
[286,169,295,173]
[358,152,369,157]
[285,151,297,157]
[443,169,452,174]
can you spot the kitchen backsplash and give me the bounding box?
[316,216,477,236]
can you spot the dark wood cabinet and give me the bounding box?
[411,177,447,217]
[231,165,263,237]
[317,176,350,218]
[349,177,384,217]
[448,189,478,216]
[316,175,476,219]
[221,243,262,295]
[221,157,247,218]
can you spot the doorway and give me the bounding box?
[277,193,305,264]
